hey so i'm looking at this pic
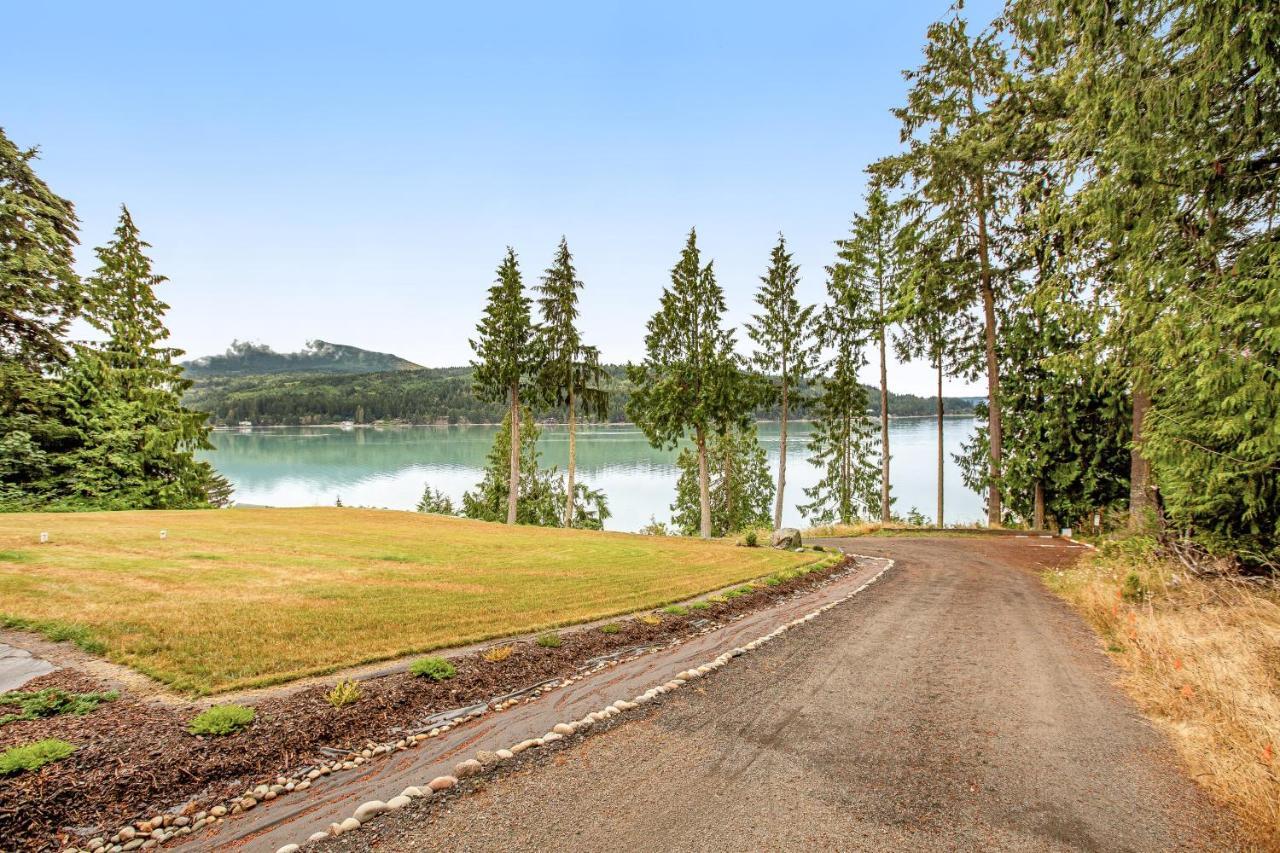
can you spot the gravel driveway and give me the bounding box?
[336,535,1240,852]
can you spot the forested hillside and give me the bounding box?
[182,362,976,425]
[182,339,421,377]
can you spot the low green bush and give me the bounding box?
[744,530,758,547]
[662,604,688,616]
[326,680,361,709]
[188,704,255,736]
[0,688,118,727]
[0,739,76,775]
[410,656,456,681]
[599,623,620,634]
[536,633,562,648]
[689,601,711,611]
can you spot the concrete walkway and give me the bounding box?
[0,642,57,693]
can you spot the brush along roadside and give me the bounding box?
[1,551,846,852]
[1045,537,1280,848]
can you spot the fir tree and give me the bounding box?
[670,423,774,537]
[627,229,750,539]
[833,181,900,523]
[874,10,1011,526]
[470,248,536,525]
[799,265,880,525]
[61,206,228,508]
[745,235,814,530]
[533,237,608,527]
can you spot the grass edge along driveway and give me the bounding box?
[0,508,816,695]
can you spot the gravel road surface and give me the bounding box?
[335,535,1240,852]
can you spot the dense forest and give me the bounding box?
[182,358,977,426]
[182,339,421,377]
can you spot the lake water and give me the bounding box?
[200,419,983,531]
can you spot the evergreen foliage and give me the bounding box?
[415,484,455,515]
[745,235,815,530]
[670,423,775,537]
[627,229,754,538]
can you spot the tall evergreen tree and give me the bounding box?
[833,181,900,523]
[627,229,749,539]
[799,265,880,525]
[59,206,228,508]
[533,237,608,527]
[875,10,1011,526]
[0,128,82,507]
[470,248,536,525]
[745,235,814,530]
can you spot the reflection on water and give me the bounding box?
[200,419,983,531]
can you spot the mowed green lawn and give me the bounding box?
[0,508,813,694]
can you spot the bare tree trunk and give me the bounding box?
[563,388,576,527]
[507,385,520,525]
[976,214,1002,527]
[1129,386,1153,529]
[773,372,788,531]
[936,358,944,529]
[879,316,891,523]
[1033,480,1045,531]
[696,425,711,539]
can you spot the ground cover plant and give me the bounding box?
[0,688,117,726]
[0,507,813,694]
[0,739,76,775]
[188,705,255,736]
[409,657,456,681]
[1046,539,1280,846]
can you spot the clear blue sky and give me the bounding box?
[5,0,1001,395]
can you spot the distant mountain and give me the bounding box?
[183,340,421,378]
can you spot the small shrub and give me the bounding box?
[410,656,456,681]
[599,623,620,635]
[326,680,361,709]
[765,575,784,587]
[188,704,255,736]
[639,614,662,626]
[812,544,824,552]
[690,601,711,611]
[1122,571,1147,603]
[662,605,688,616]
[744,530,758,547]
[0,739,76,775]
[483,645,514,663]
[536,632,562,648]
[0,688,118,727]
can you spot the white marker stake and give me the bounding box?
[160,530,167,540]
[39,532,49,544]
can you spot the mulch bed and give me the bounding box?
[0,555,852,851]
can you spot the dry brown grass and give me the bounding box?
[1045,538,1280,847]
[481,645,514,663]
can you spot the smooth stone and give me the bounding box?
[542,732,563,743]
[118,829,136,842]
[552,723,574,736]
[495,748,514,760]
[353,801,388,822]
[385,795,412,810]
[295,780,311,791]
[308,832,329,842]
[276,846,300,853]
[401,786,426,798]
[240,797,257,810]
[210,806,227,818]
[427,775,457,792]
[454,758,482,778]
[338,817,362,834]
[262,792,277,801]
[475,750,501,766]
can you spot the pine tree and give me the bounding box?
[799,265,880,525]
[470,248,536,525]
[627,229,750,539]
[533,237,608,527]
[874,10,1011,526]
[670,423,774,537]
[833,181,900,523]
[745,235,814,530]
[61,206,228,508]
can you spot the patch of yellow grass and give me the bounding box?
[482,645,513,663]
[0,508,812,694]
[1045,539,1280,847]
[805,521,884,538]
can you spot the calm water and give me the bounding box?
[200,419,983,531]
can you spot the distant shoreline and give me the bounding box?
[211,414,978,431]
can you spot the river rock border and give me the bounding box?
[57,552,884,853]
[274,554,895,853]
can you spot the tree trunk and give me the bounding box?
[774,373,788,531]
[1129,386,1153,529]
[936,357,944,529]
[879,317,891,523]
[1033,480,1045,531]
[563,387,576,528]
[507,385,520,525]
[696,425,711,539]
[976,199,1002,528]
[723,434,733,532]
